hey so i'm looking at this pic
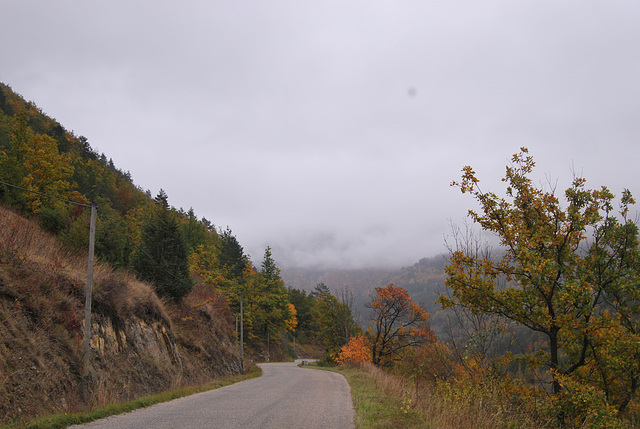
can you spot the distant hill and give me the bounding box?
[281,254,449,332]
[387,255,448,312]
[281,266,394,294]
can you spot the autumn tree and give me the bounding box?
[0,113,81,231]
[440,148,640,420]
[369,284,432,367]
[285,303,297,333]
[132,190,193,301]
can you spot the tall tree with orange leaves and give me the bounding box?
[369,284,432,367]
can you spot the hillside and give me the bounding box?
[0,204,240,422]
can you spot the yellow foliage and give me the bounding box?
[285,302,297,332]
[20,134,75,212]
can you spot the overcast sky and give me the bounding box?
[2,1,639,269]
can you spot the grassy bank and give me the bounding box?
[314,363,433,429]
[3,367,261,429]
[316,362,550,429]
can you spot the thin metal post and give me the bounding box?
[82,203,97,377]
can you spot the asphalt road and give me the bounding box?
[70,360,355,429]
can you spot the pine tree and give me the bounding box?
[257,246,290,337]
[260,246,280,281]
[133,190,193,301]
[219,227,248,280]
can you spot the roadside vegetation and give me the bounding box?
[0,204,243,422]
[319,363,431,429]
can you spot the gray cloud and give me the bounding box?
[2,1,640,268]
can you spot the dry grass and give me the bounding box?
[0,208,84,420]
[336,362,550,429]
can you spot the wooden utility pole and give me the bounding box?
[82,202,97,377]
[240,290,244,371]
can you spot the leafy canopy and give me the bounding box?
[440,148,640,419]
[370,284,432,367]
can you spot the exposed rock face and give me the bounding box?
[0,258,240,419]
[0,286,242,422]
[90,317,181,366]
[83,308,241,406]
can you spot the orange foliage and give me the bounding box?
[285,302,298,332]
[336,334,372,365]
[370,284,433,366]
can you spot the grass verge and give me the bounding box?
[310,363,433,429]
[3,367,261,429]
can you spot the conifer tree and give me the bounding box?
[133,190,193,301]
[219,227,248,280]
[257,246,290,337]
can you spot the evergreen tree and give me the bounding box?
[287,288,313,337]
[257,246,290,337]
[219,227,248,280]
[260,246,280,281]
[133,190,193,301]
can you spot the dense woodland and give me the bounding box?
[2,82,640,427]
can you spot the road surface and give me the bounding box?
[70,360,354,429]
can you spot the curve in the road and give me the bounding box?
[70,360,354,429]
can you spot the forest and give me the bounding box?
[2,82,640,428]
